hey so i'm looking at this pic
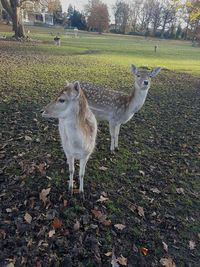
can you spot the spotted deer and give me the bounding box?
[81,64,161,152]
[42,81,97,196]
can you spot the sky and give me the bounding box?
[60,0,116,15]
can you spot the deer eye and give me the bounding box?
[58,98,65,103]
[137,74,140,77]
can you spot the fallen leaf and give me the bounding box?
[162,241,168,252]
[102,219,112,226]
[105,251,112,257]
[52,217,63,229]
[6,208,12,213]
[73,220,80,231]
[27,238,33,247]
[176,188,185,194]
[99,166,108,171]
[150,188,161,194]
[111,248,119,267]
[6,263,15,267]
[91,209,104,219]
[160,257,176,267]
[140,247,148,256]
[139,170,145,176]
[48,229,55,237]
[24,212,32,224]
[117,255,127,266]
[114,224,126,230]
[39,188,51,205]
[63,199,68,207]
[189,240,195,250]
[137,206,145,217]
[25,135,32,141]
[96,195,109,203]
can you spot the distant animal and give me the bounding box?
[42,81,97,196]
[81,64,161,152]
[154,45,158,52]
[54,36,61,46]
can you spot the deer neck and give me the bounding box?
[127,85,149,115]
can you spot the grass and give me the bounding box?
[0,24,200,266]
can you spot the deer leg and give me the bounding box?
[109,122,116,153]
[67,157,74,194]
[114,124,121,150]
[79,157,89,195]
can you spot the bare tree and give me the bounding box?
[129,0,143,32]
[113,0,129,34]
[160,0,176,38]
[86,0,109,33]
[151,0,163,36]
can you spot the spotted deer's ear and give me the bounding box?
[65,80,69,86]
[73,81,81,98]
[150,67,161,78]
[131,64,137,75]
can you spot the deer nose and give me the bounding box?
[144,80,148,85]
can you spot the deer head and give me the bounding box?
[131,64,161,91]
[42,81,81,119]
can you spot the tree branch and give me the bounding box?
[1,0,14,18]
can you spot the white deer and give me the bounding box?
[81,64,161,152]
[42,81,97,196]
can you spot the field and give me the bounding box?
[0,24,200,267]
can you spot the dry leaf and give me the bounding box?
[6,208,12,213]
[111,248,119,267]
[102,219,112,226]
[39,188,51,205]
[96,195,109,203]
[48,229,55,237]
[25,135,32,141]
[140,247,148,256]
[105,251,112,257]
[73,220,80,231]
[6,263,15,267]
[91,209,103,219]
[176,188,185,194]
[150,188,161,194]
[52,217,63,229]
[189,240,195,250]
[99,166,108,171]
[139,170,145,176]
[138,206,145,217]
[24,212,32,224]
[160,257,176,267]
[114,224,126,230]
[117,255,128,266]
[63,199,68,207]
[162,241,168,252]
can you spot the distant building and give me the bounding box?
[22,10,54,26]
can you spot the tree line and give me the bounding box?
[0,0,200,41]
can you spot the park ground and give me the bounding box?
[0,24,200,267]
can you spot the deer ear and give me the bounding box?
[150,67,161,78]
[73,81,81,98]
[65,80,69,86]
[131,64,137,75]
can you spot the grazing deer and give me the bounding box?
[42,81,97,196]
[81,64,161,152]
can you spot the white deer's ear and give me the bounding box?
[150,67,161,78]
[73,81,81,98]
[131,64,137,75]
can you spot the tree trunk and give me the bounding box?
[13,6,25,38]
[1,0,25,38]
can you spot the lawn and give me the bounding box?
[0,24,200,267]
